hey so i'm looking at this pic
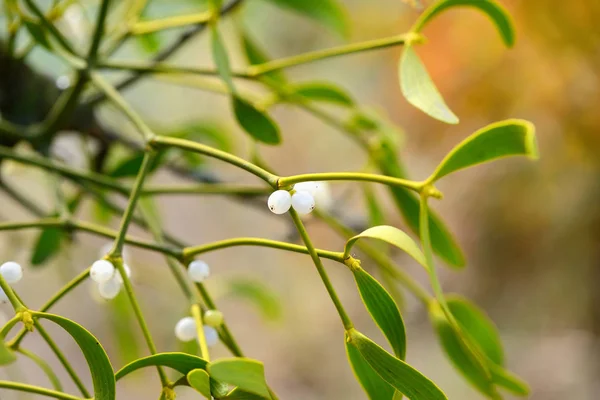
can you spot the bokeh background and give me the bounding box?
[1,0,599,399]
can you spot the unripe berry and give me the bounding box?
[203,326,219,347]
[98,278,121,300]
[175,317,197,342]
[0,262,23,283]
[188,260,210,282]
[204,310,224,327]
[267,190,292,214]
[294,181,319,196]
[90,260,115,283]
[291,191,315,214]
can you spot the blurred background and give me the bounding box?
[1,0,599,399]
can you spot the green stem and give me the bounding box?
[142,184,270,197]
[0,274,25,312]
[87,0,112,62]
[278,172,423,193]
[98,60,251,79]
[150,136,278,186]
[288,209,353,330]
[17,348,64,391]
[22,0,77,55]
[0,381,82,400]
[191,304,210,361]
[131,12,212,35]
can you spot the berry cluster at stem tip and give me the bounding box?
[268,181,331,215]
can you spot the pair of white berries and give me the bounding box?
[89,259,131,300]
[0,262,24,303]
[268,181,329,215]
[174,310,223,345]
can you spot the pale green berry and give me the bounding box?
[204,310,224,327]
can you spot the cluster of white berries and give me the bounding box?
[89,259,132,300]
[267,181,331,215]
[174,310,223,346]
[0,262,24,303]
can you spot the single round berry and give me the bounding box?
[188,260,210,283]
[294,181,319,196]
[314,181,332,210]
[203,326,219,347]
[175,317,197,342]
[0,262,23,283]
[98,278,121,300]
[115,264,132,285]
[90,260,115,283]
[291,191,315,215]
[55,75,71,90]
[0,288,7,304]
[267,190,292,214]
[204,310,224,327]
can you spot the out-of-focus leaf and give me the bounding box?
[346,331,395,400]
[374,139,465,267]
[233,96,281,145]
[344,225,426,269]
[208,358,270,398]
[288,82,354,107]
[261,0,349,37]
[352,267,406,359]
[227,278,282,322]
[348,330,447,400]
[211,24,235,91]
[93,197,112,224]
[412,0,515,47]
[241,32,287,84]
[188,368,211,398]
[115,353,208,381]
[399,45,458,124]
[19,348,62,391]
[23,20,51,50]
[30,227,63,266]
[35,312,115,400]
[362,184,386,227]
[137,33,161,54]
[108,151,163,178]
[109,291,140,365]
[429,119,538,181]
[489,364,530,396]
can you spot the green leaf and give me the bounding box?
[288,82,354,107]
[188,368,212,398]
[374,140,465,267]
[227,278,282,322]
[233,96,281,145]
[137,32,161,54]
[223,388,267,399]
[261,0,349,37]
[399,45,458,124]
[0,340,16,366]
[429,119,538,181]
[345,225,426,269]
[208,358,270,398]
[352,267,406,359]
[23,20,51,50]
[30,227,63,266]
[489,364,530,396]
[108,151,163,178]
[116,353,208,381]
[348,330,447,400]
[35,312,115,400]
[362,184,386,227]
[412,0,515,47]
[109,291,140,365]
[346,337,395,400]
[241,32,287,84]
[18,348,62,391]
[211,24,235,92]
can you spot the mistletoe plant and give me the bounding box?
[0,0,537,399]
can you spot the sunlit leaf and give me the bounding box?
[261,0,349,37]
[116,353,208,381]
[412,0,515,47]
[233,96,281,145]
[30,227,63,266]
[348,330,447,400]
[208,358,270,398]
[35,312,115,400]
[345,225,426,269]
[288,82,354,107]
[188,368,211,398]
[399,45,458,124]
[227,278,282,322]
[429,119,538,181]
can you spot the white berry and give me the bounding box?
[267,190,292,214]
[314,181,332,210]
[90,260,115,283]
[55,75,71,90]
[204,310,224,327]
[203,326,219,347]
[175,317,197,342]
[0,288,7,304]
[291,191,315,214]
[294,181,319,196]
[98,278,121,300]
[188,260,210,282]
[0,262,23,283]
[115,264,132,285]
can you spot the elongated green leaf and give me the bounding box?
[211,24,235,92]
[429,119,538,181]
[18,348,62,391]
[208,358,270,398]
[353,267,406,359]
[116,352,208,381]
[348,330,447,400]
[261,0,349,37]
[227,278,282,322]
[30,227,63,266]
[233,96,281,145]
[374,140,465,267]
[23,20,51,50]
[489,364,530,396]
[223,388,266,399]
[241,32,287,84]
[289,82,354,107]
[109,291,140,365]
[35,312,115,400]
[412,0,515,47]
[188,368,211,398]
[400,45,458,124]
[346,338,395,400]
[345,225,426,269]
